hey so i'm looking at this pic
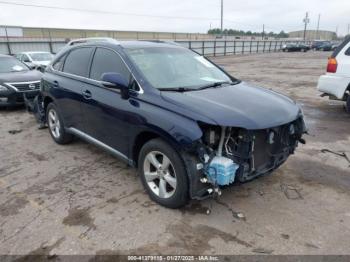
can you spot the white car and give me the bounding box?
[317,37,350,112]
[14,51,54,70]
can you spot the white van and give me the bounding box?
[317,37,350,112]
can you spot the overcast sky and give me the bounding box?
[0,0,349,35]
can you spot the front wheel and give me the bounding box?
[138,138,189,208]
[46,103,73,144]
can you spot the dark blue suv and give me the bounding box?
[41,38,306,208]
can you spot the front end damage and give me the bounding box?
[185,116,307,200]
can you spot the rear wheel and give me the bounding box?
[46,103,73,144]
[346,95,350,113]
[138,138,189,208]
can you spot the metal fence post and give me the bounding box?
[257,41,259,53]
[242,41,245,54]
[263,41,266,53]
[202,41,205,56]
[224,40,226,55]
[269,41,272,52]
[214,40,216,56]
[233,40,236,55]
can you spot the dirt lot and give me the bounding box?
[0,51,350,256]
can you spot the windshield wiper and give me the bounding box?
[197,81,233,90]
[160,87,198,92]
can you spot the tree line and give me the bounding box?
[208,28,289,38]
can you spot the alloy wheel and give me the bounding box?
[143,151,177,199]
[48,109,61,139]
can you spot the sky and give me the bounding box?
[0,0,349,36]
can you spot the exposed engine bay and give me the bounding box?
[191,117,307,199]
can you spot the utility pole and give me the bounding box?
[316,14,320,40]
[335,25,338,37]
[262,24,265,40]
[220,0,223,36]
[303,12,310,40]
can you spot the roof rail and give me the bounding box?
[67,37,119,46]
[139,40,182,46]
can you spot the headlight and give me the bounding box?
[0,85,8,91]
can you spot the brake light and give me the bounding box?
[327,57,337,73]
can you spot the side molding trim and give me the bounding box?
[67,127,134,166]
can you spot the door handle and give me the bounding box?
[53,80,59,88]
[82,90,92,99]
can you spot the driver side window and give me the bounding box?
[90,48,134,88]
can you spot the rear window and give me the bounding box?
[331,36,350,58]
[63,47,93,77]
[345,47,350,56]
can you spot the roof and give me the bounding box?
[67,38,183,49]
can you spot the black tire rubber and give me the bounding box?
[346,95,350,113]
[138,138,189,208]
[46,103,73,144]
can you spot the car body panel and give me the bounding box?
[41,40,303,167]
[317,38,350,100]
[161,82,300,129]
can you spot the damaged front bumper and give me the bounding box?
[184,116,307,200]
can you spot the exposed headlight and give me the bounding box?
[268,131,275,144]
[0,85,8,91]
[289,124,295,135]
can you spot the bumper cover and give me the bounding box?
[317,74,350,100]
[0,90,39,106]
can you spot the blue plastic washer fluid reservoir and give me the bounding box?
[207,156,239,186]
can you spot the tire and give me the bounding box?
[346,96,350,113]
[46,103,73,144]
[138,138,189,208]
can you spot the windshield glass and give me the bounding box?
[0,57,29,73]
[29,53,53,61]
[125,47,232,90]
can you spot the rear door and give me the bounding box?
[80,47,135,156]
[45,47,94,130]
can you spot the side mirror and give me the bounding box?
[101,72,129,99]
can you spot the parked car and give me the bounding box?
[317,37,350,111]
[331,42,340,51]
[315,42,333,51]
[41,38,307,208]
[311,40,329,50]
[282,43,309,52]
[0,54,42,107]
[15,51,54,70]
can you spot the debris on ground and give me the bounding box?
[321,149,350,167]
[252,248,274,254]
[8,129,22,135]
[215,199,246,221]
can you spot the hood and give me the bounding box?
[0,70,42,84]
[160,82,301,130]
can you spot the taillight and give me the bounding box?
[327,57,337,73]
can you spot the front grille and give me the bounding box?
[7,81,40,92]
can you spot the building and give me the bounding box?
[0,26,213,40]
[288,30,337,40]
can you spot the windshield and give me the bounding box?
[29,53,53,61]
[0,57,29,73]
[125,47,233,90]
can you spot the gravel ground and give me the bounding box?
[0,51,350,256]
